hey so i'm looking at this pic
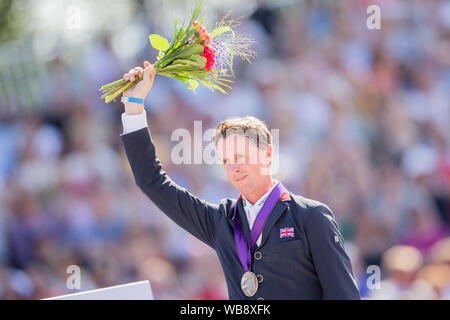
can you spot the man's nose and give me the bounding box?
[232,164,243,175]
[227,163,241,174]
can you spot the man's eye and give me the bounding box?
[223,156,246,164]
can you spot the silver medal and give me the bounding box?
[241,271,258,297]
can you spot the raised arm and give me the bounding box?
[119,62,221,249]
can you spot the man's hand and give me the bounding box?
[122,61,155,115]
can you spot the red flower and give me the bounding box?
[202,33,211,44]
[202,45,215,70]
[193,21,212,44]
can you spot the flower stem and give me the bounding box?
[104,79,138,103]
[99,79,126,91]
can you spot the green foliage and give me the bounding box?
[149,34,170,51]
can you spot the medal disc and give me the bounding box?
[241,271,258,297]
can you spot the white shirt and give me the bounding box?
[241,180,278,247]
[121,110,148,135]
[121,111,276,247]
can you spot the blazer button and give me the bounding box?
[257,274,263,283]
[254,251,262,260]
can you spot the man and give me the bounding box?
[119,61,360,300]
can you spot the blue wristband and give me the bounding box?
[121,96,144,104]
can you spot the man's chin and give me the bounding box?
[233,180,250,194]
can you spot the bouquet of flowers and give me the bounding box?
[99,0,256,103]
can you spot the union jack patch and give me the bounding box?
[280,227,295,238]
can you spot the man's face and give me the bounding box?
[216,133,272,195]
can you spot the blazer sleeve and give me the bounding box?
[121,127,220,249]
[306,206,361,299]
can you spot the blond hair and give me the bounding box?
[212,116,272,150]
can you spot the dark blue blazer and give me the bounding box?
[121,127,361,300]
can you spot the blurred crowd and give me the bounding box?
[1,0,450,299]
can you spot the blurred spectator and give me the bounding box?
[367,245,425,299]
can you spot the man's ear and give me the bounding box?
[259,144,273,176]
[265,144,273,166]
[267,144,273,157]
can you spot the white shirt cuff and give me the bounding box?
[121,110,148,135]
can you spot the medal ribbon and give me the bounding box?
[233,182,287,272]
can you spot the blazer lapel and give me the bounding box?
[237,197,252,245]
[257,198,290,249]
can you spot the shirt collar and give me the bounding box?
[242,179,279,210]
